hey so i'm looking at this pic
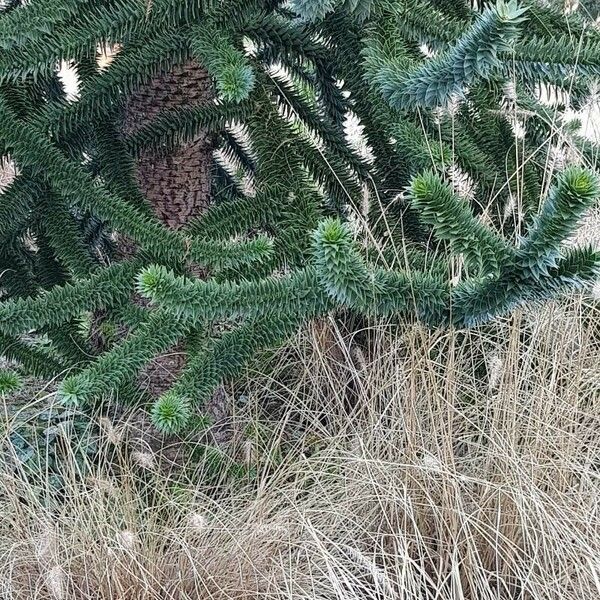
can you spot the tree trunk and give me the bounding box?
[122,60,214,229]
[112,59,234,462]
[122,59,214,398]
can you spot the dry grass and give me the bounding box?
[2,295,600,599]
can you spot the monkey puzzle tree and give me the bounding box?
[1,0,600,434]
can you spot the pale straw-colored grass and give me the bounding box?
[2,294,600,599]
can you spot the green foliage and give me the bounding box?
[0,369,22,395]
[313,218,375,310]
[409,171,514,276]
[291,0,374,22]
[519,167,600,277]
[189,21,255,102]
[291,0,340,22]
[364,1,528,110]
[1,0,600,436]
[151,392,192,434]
